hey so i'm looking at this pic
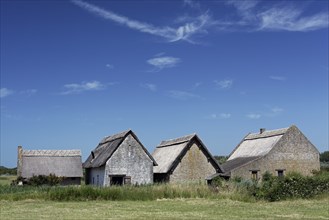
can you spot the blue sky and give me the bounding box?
[1,0,328,168]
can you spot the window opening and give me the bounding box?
[251,171,258,180]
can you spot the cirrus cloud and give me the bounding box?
[168,90,200,100]
[0,88,14,98]
[61,81,107,95]
[147,56,181,72]
[72,0,214,43]
[214,79,233,89]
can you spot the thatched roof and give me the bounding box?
[228,127,288,160]
[221,126,291,175]
[152,134,223,174]
[83,130,157,168]
[21,149,83,178]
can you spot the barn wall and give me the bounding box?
[88,166,105,186]
[170,143,216,183]
[231,127,320,180]
[105,134,153,186]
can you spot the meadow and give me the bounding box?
[1,197,328,219]
[1,174,329,219]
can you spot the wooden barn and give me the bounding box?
[17,146,83,185]
[220,125,320,181]
[152,133,223,183]
[83,130,157,186]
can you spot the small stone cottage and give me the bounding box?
[17,146,83,185]
[83,130,157,186]
[220,125,320,180]
[152,133,223,183]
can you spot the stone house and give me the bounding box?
[152,133,223,183]
[220,125,320,180]
[83,130,157,186]
[17,146,83,185]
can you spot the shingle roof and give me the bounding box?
[83,130,157,168]
[152,134,223,174]
[21,149,83,178]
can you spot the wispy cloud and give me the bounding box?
[106,64,114,69]
[207,113,231,119]
[214,79,233,89]
[265,107,284,117]
[20,89,37,97]
[246,113,261,119]
[226,1,328,32]
[61,81,107,95]
[269,76,286,81]
[72,0,214,43]
[226,0,259,21]
[183,0,201,10]
[147,56,181,71]
[247,106,284,119]
[193,82,202,89]
[0,88,14,98]
[141,83,157,92]
[168,90,200,100]
[258,7,328,32]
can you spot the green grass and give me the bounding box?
[0,176,16,185]
[0,198,328,219]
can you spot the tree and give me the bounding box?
[320,151,329,163]
[213,155,228,164]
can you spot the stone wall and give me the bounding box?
[231,126,320,180]
[105,134,153,186]
[170,142,217,183]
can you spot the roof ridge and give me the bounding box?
[22,149,81,157]
[99,130,131,144]
[157,133,196,148]
[245,127,289,140]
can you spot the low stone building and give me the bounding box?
[152,133,223,183]
[83,130,157,186]
[17,146,83,185]
[220,125,320,180]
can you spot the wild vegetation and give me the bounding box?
[0,166,16,175]
[1,170,328,203]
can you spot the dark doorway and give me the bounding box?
[110,176,124,185]
[154,173,169,183]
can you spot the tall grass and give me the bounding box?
[1,170,328,202]
[0,182,251,202]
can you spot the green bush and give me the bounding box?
[255,171,329,201]
[27,174,63,186]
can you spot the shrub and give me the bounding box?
[25,174,63,186]
[255,171,329,201]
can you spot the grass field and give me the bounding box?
[1,198,328,219]
[0,176,16,185]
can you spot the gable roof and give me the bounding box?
[20,149,83,178]
[152,134,223,174]
[228,127,289,160]
[83,130,157,168]
[222,126,291,174]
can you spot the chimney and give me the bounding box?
[260,128,266,134]
[17,146,23,177]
